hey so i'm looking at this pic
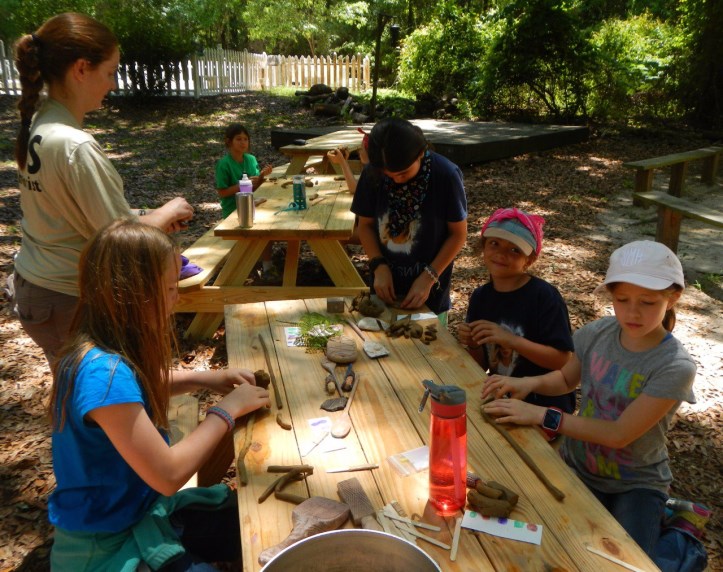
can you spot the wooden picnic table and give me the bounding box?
[225,298,658,571]
[279,129,364,175]
[179,175,367,340]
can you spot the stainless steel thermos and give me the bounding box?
[236,174,254,228]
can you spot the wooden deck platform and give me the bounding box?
[271,120,589,166]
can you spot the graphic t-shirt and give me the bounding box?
[351,152,467,314]
[561,316,696,494]
[16,99,132,296]
[466,276,576,412]
[215,152,261,217]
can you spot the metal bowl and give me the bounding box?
[260,529,442,572]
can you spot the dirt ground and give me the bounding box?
[0,93,720,570]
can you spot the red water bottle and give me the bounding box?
[419,379,467,515]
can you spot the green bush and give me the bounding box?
[397,6,487,98]
[588,14,681,122]
[475,0,594,121]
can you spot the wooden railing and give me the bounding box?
[0,41,371,97]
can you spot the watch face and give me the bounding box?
[543,408,563,432]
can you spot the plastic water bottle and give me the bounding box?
[292,175,307,210]
[236,174,254,228]
[419,379,467,515]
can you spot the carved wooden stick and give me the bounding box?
[481,408,565,501]
[258,333,291,429]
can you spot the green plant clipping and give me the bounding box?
[294,312,341,352]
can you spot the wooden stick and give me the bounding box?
[381,510,441,532]
[585,545,647,572]
[258,333,283,408]
[481,409,566,501]
[450,516,463,562]
[404,528,451,550]
[236,412,256,486]
[259,333,291,429]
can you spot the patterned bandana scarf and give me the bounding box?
[383,151,432,238]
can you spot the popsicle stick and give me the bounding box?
[450,516,463,561]
[381,509,441,531]
[585,545,647,572]
[404,528,451,550]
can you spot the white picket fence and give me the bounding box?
[0,41,371,96]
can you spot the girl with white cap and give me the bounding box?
[482,240,697,556]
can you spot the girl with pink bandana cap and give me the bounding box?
[458,207,576,420]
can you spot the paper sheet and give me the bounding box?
[387,445,429,476]
[461,511,543,545]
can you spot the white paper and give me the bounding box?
[461,511,543,545]
[394,312,437,321]
[387,445,429,476]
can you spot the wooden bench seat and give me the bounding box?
[634,190,723,253]
[168,394,234,489]
[624,146,722,204]
[177,227,236,313]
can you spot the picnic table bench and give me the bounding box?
[624,146,723,253]
[624,145,722,200]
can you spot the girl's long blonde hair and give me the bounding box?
[50,219,178,431]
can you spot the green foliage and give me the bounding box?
[0,0,94,43]
[588,14,681,122]
[478,0,594,120]
[397,5,488,97]
[673,0,723,127]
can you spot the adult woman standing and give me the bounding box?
[351,119,467,320]
[13,13,193,362]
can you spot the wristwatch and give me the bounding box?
[368,256,389,274]
[541,407,564,439]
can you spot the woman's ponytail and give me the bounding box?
[14,34,44,170]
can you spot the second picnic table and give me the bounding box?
[179,175,367,340]
[279,129,364,175]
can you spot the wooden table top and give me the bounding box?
[214,174,355,241]
[279,129,363,157]
[225,298,658,572]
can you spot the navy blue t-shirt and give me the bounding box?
[351,152,467,314]
[466,276,577,412]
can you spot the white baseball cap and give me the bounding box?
[598,240,685,291]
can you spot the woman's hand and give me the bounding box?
[483,398,545,427]
[399,271,435,310]
[146,197,194,233]
[218,383,270,419]
[372,264,396,305]
[260,164,273,177]
[482,374,534,401]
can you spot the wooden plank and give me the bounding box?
[701,152,720,185]
[168,395,199,489]
[634,191,723,227]
[623,146,722,170]
[178,228,235,292]
[668,162,688,198]
[224,302,302,570]
[176,285,369,313]
[283,240,301,287]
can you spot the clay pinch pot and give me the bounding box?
[324,335,358,364]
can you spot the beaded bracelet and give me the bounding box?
[207,405,235,432]
[423,264,439,284]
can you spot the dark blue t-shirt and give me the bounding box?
[466,276,576,412]
[49,348,162,532]
[351,152,467,313]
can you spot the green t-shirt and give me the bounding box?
[215,152,260,217]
